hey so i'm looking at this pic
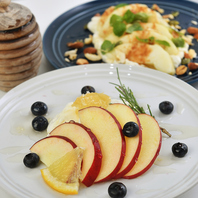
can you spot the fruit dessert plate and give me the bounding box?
[0,64,198,198]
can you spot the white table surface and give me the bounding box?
[1,0,198,197]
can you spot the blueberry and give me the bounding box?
[23,153,40,168]
[159,101,174,114]
[31,101,48,116]
[108,182,127,198]
[172,142,188,158]
[122,122,139,137]
[81,86,95,94]
[32,116,48,131]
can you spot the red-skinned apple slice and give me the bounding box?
[30,135,77,167]
[79,106,126,183]
[107,103,142,178]
[49,120,102,187]
[123,113,162,179]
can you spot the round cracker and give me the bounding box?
[0,53,42,74]
[0,15,36,41]
[0,34,41,59]
[0,42,42,67]
[0,23,40,50]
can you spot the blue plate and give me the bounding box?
[43,0,198,84]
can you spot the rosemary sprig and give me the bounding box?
[110,68,150,115]
[110,68,171,137]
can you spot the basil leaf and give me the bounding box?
[155,40,170,47]
[136,36,169,46]
[101,40,122,54]
[110,14,123,26]
[115,3,128,10]
[136,36,155,44]
[101,40,115,55]
[123,10,135,23]
[113,22,126,37]
[134,12,148,22]
[172,37,185,47]
[136,36,149,43]
[126,23,143,33]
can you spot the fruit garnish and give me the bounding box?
[122,122,139,137]
[23,153,40,168]
[30,136,77,167]
[41,147,84,195]
[32,116,48,131]
[31,101,48,116]
[111,68,171,137]
[72,92,111,110]
[159,101,174,114]
[172,142,188,157]
[108,182,127,198]
[81,85,95,94]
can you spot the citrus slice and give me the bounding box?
[72,92,111,110]
[41,147,84,195]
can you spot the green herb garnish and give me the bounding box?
[101,40,122,54]
[109,10,148,37]
[134,12,148,23]
[115,3,128,10]
[172,37,185,47]
[123,10,135,23]
[126,22,143,34]
[136,36,170,47]
[171,11,179,17]
[136,36,155,44]
[110,14,123,26]
[155,39,170,47]
[113,22,126,37]
[110,68,147,115]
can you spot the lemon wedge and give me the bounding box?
[41,147,84,195]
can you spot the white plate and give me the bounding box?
[0,64,198,198]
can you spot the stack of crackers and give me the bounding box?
[0,1,42,92]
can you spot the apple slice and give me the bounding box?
[49,121,102,187]
[123,113,162,179]
[30,135,77,167]
[106,103,142,178]
[79,106,126,183]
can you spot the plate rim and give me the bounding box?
[1,64,198,198]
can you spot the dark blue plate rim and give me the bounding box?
[43,0,198,84]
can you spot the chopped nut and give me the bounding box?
[176,65,188,75]
[64,49,78,57]
[194,33,198,40]
[65,57,70,62]
[188,49,197,59]
[67,41,84,49]
[183,35,193,45]
[84,35,93,45]
[69,53,77,60]
[187,27,198,35]
[152,4,164,13]
[191,20,198,25]
[180,29,186,34]
[188,62,198,70]
[184,52,191,59]
[175,25,181,29]
[84,53,102,61]
[83,47,97,54]
[162,14,174,19]
[94,13,101,16]
[76,58,89,65]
